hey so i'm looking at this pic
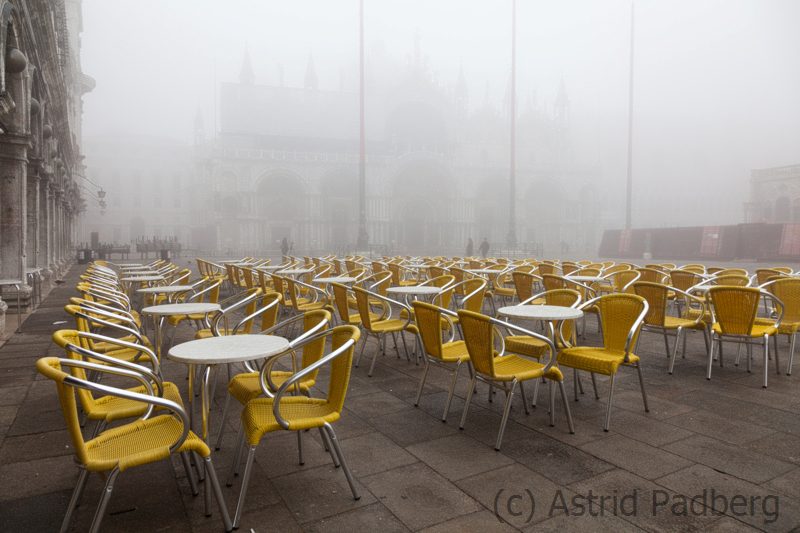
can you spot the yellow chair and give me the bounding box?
[193,288,264,339]
[557,293,649,431]
[230,326,361,528]
[758,277,800,375]
[411,301,472,422]
[352,286,413,375]
[330,282,382,326]
[284,276,331,313]
[37,357,232,532]
[635,267,669,284]
[214,309,331,451]
[632,282,709,375]
[166,278,223,330]
[457,309,574,450]
[707,286,782,388]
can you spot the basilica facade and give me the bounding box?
[190,49,602,258]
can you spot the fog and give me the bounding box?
[78,0,800,256]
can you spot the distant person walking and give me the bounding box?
[280,237,289,257]
[466,237,474,257]
[479,238,490,258]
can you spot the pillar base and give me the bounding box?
[1,285,33,314]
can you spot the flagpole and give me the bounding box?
[356,0,369,250]
[625,2,635,230]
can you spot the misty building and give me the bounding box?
[189,46,601,256]
[0,0,90,334]
[744,164,800,223]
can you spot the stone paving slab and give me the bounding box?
[1,265,800,532]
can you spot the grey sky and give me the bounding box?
[81,0,800,227]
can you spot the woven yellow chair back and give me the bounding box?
[604,264,631,275]
[542,274,565,292]
[457,310,496,377]
[387,264,405,285]
[709,286,760,335]
[257,291,283,331]
[595,294,647,352]
[461,278,487,313]
[36,357,90,466]
[538,263,557,276]
[561,263,579,276]
[325,326,361,414]
[670,270,702,292]
[712,274,749,287]
[352,286,377,330]
[371,261,385,273]
[773,267,793,274]
[512,271,536,302]
[426,274,455,288]
[412,302,446,360]
[542,289,581,342]
[632,282,669,327]
[716,268,748,277]
[51,329,101,418]
[635,268,668,284]
[330,283,353,323]
[270,274,286,298]
[298,310,331,377]
[428,266,447,278]
[361,271,391,296]
[611,270,639,293]
[755,269,786,286]
[765,278,800,324]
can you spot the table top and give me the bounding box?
[387,286,441,295]
[168,334,290,365]
[121,275,165,282]
[142,302,220,316]
[137,285,194,294]
[117,264,145,268]
[498,304,584,321]
[566,275,604,282]
[278,268,314,275]
[122,270,161,276]
[0,279,23,286]
[466,268,506,275]
[257,265,287,271]
[314,276,356,284]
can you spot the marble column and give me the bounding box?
[26,163,40,268]
[39,175,53,287]
[0,134,29,281]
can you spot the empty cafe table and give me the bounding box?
[137,285,194,303]
[314,276,356,284]
[141,302,220,357]
[565,275,604,283]
[277,268,314,276]
[387,285,441,305]
[168,334,290,441]
[498,304,583,343]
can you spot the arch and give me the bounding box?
[0,1,29,134]
[320,168,356,248]
[389,159,453,251]
[254,170,306,248]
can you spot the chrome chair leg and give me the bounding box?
[773,335,781,375]
[89,468,120,533]
[323,423,360,500]
[232,447,257,529]
[788,333,796,375]
[214,393,231,451]
[414,361,430,408]
[495,381,516,451]
[763,334,770,389]
[459,376,477,429]
[636,363,649,412]
[180,452,199,496]
[669,327,682,375]
[706,336,716,380]
[442,362,461,422]
[203,456,233,531]
[603,374,616,432]
[662,332,670,358]
[548,380,556,426]
[296,431,304,465]
[558,380,576,434]
[60,468,89,533]
[354,333,367,368]
[226,426,246,487]
[318,427,340,467]
[519,380,530,415]
[590,373,600,400]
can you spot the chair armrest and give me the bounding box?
[75,331,160,376]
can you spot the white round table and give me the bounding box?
[168,334,290,441]
[566,275,604,283]
[466,268,505,276]
[258,265,286,271]
[387,286,441,296]
[314,276,356,284]
[278,268,314,276]
[142,303,221,358]
[498,304,583,321]
[137,285,194,304]
[121,275,164,282]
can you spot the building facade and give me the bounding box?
[190,51,602,258]
[744,164,800,223]
[0,0,89,335]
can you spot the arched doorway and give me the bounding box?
[390,159,451,253]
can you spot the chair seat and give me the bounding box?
[368,318,408,333]
[242,396,339,445]
[755,317,800,335]
[168,312,211,326]
[92,334,153,352]
[296,301,329,313]
[663,316,705,330]
[491,354,563,382]
[505,335,547,358]
[437,340,471,363]
[494,286,515,297]
[89,381,184,422]
[100,346,153,365]
[558,347,640,376]
[228,372,314,405]
[85,414,209,472]
[711,323,777,337]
